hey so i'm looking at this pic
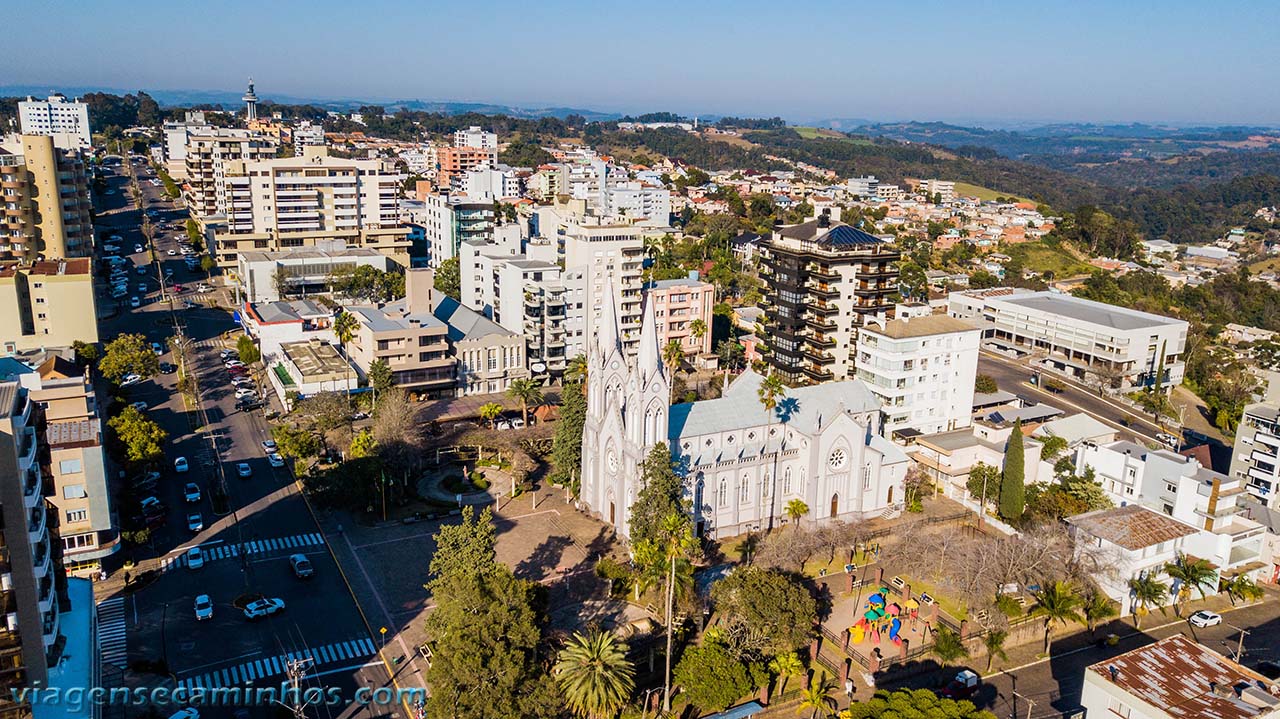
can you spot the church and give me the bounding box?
[580,282,909,541]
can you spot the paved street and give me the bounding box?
[91,161,385,718]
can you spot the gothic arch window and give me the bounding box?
[695,476,705,512]
[862,464,872,490]
[783,468,792,496]
[718,478,727,508]
[759,473,770,506]
[740,474,750,504]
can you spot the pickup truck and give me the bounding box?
[940,670,981,700]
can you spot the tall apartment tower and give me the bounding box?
[1229,401,1280,507]
[17,95,91,150]
[243,78,259,122]
[760,212,900,385]
[0,135,94,263]
[182,129,278,221]
[0,380,66,714]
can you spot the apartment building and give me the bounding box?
[293,122,325,153]
[209,146,408,268]
[948,288,1187,392]
[1066,504,1200,614]
[457,165,521,200]
[0,135,94,263]
[433,294,529,397]
[603,182,672,227]
[856,313,980,436]
[161,112,214,179]
[0,380,66,712]
[454,126,497,150]
[647,276,714,357]
[917,179,956,203]
[241,299,337,362]
[1081,635,1280,719]
[346,270,456,398]
[760,213,901,385]
[271,339,359,398]
[0,260,98,354]
[435,145,497,188]
[1077,440,1266,583]
[844,175,879,199]
[183,128,278,221]
[561,221,647,356]
[413,191,495,266]
[17,95,91,150]
[1230,402,1280,507]
[236,247,392,303]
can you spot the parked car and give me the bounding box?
[236,398,264,412]
[234,388,258,400]
[243,598,286,620]
[262,439,278,452]
[187,513,204,532]
[151,342,164,356]
[236,462,252,478]
[288,554,314,579]
[136,265,147,276]
[186,547,205,570]
[940,670,981,700]
[193,596,213,622]
[184,482,202,503]
[174,456,189,473]
[1189,610,1222,628]
[139,496,165,516]
[134,244,144,253]
[129,296,140,308]
[120,373,142,387]
[159,362,177,374]
[129,401,148,411]
[267,452,285,468]
[197,284,212,293]
[219,349,239,361]
[1156,432,1179,449]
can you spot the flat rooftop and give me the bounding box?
[239,247,385,264]
[1068,504,1199,551]
[864,314,977,339]
[995,291,1184,331]
[280,340,351,379]
[1087,634,1279,719]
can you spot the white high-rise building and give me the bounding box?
[454,126,497,150]
[856,313,981,436]
[1229,402,1280,507]
[18,95,92,149]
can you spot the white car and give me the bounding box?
[234,388,258,400]
[185,547,204,570]
[192,597,212,622]
[174,456,189,473]
[1156,432,1179,448]
[262,439,278,452]
[225,360,246,369]
[1189,610,1222,628]
[137,283,147,294]
[187,513,204,532]
[120,373,142,387]
[197,284,212,293]
[129,401,148,412]
[243,598,286,620]
[129,296,141,308]
[167,249,177,256]
[184,482,201,503]
[267,452,285,468]
[103,244,120,253]
[134,244,144,253]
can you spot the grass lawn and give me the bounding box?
[953,181,1032,204]
[1006,241,1093,278]
[1248,257,1280,274]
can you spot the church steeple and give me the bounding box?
[637,294,662,382]
[595,277,622,360]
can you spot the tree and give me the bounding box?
[717,340,745,371]
[673,640,753,713]
[689,319,708,350]
[838,689,996,719]
[662,339,684,402]
[757,373,787,529]
[272,423,321,460]
[710,566,817,655]
[1039,435,1068,461]
[71,340,98,368]
[784,498,809,527]
[107,407,168,464]
[797,676,838,719]
[1223,575,1264,606]
[235,335,261,365]
[550,379,587,493]
[650,512,699,713]
[930,624,969,665]
[768,651,803,698]
[1082,590,1118,636]
[565,354,588,384]
[99,333,159,383]
[199,255,215,279]
[371,388,422,474]
[628,443,686,548]
[434,256,461,299]
[1127,574,1169,628]
[999,419,1026,521]
[348,428,377,459]
[1030,581,1083,654]
[479,402,504,429]
[1164,553,1217,617]
[983,630,1008,672]
[367,358,394,407]
[554,630,634,719]
[966,462,1001,507]
[333,311,358,348]
[507,378,544,426]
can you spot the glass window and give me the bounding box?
[62,484,87,500]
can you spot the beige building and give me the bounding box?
[0,259,98,353]
[646,276,714,356]
[0,134,94,263]
[183,128,278,221]
[209,146,409,268]
[347,270,456,398]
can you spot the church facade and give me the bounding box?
[580,281,910,541]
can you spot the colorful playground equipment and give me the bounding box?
[850,587,908,645]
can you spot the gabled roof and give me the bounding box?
[669,369,881,439]
[1067,504,1199,551]
[431,295,513,342]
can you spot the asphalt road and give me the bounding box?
[93,161,382,718]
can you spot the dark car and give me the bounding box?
[159,362,177,374]
[236,398,264,412]
[940,670,980,700]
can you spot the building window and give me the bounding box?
[66,509,88,523]
[59,459,83,475]
[740,476,749,503]
[62,484,87,500]
[862,464,872,490]
[718,479,727,508]
[784,468,792,495]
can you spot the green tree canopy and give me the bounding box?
[672,640,756,713]
[236,335,261,365]
[974,374,998,394]
[709,567,816,655]
[550,383,587,493]
[271,423,321,460]
[999,419,1026,521]
[434,256,461,299]
[839,689,996,719]
[628,443,686,551]
[99,333,159,383]
[107,407,167,464]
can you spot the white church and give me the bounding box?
[580,283,909,541]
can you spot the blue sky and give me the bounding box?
[8,0,1279,125]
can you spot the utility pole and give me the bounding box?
[276,656,315,719]
[1225,623,1250,662]
[1011,691,1036,719]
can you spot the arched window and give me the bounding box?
[783,468,792,496]
[695,476,705,511]
[759,475,768,506]
[740,474,750,504]
[718,479,727,508]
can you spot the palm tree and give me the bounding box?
[797,676,837,719]
[757,373,787,530]
[333,311,359,399]
[983,629,1008,672]
[566,353,588,385]
[930,624,969,665]
[1164,553,1217,617]
[662,339,684,403]
[1030,581,1083,655]
[657,512,698,714]
[554,630,635,719]
[507,378,543,427]
[1127,574,1169,629]
[768,651,804,698]
[784,498,809,528]
[689,318,708,352]
[479,402,504,429]
[1081,590,1118,636]
[1223,575,1264,606]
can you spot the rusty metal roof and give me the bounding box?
[1088,634,1280,719]
[1067,504,1199,551]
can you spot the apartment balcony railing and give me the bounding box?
[802,314,837,332]
[802,346,835,364]
[801,364,835,382]
[799,331,836,348]
[804,282,840,298]
[805,263,840,281]
[804,297,839,314]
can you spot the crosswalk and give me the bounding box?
[176,636,378,690]
[159,532,325,572]
[97,597,128,667]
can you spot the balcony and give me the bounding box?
[1251,449,1277,464]
[799,331,835,348]
[805,264,840,282]
[853,285,886,297]
[804,297,838,314]
[28,504,46,543]
[858,267,898,280]
[1248,467,1276,484]
[1256,432,1280,449]
[802,314,836,332]
[17,427,36,472]
[800,364,835,382]
[22,470,39,509]
[802,346,835,364]
[804,282,840,298]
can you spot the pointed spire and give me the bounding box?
[638,293,661,380]
[595,276,621,358]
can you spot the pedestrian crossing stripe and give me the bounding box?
[176,637,377,690]
[97,597,128,667]
[162,533,325,571]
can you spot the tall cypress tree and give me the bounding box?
[551,382,587,494]
[1000,419,1026,521]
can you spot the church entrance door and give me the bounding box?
[830,493,839,518]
